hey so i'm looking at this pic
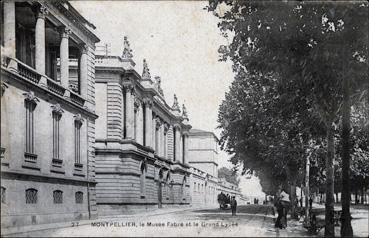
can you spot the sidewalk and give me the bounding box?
[1,206,193,237]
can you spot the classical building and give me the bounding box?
[93,39,192,215]
[1,0,99,227]
[188,129,242,207]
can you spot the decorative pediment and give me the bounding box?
[121,36,133,59]
[142,59,151,80]
[23,91,40,104]
[51,103,64,115]
[172,94,181,112]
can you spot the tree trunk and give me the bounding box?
[325,124,335,237]
[335,192,339,203]
[304,154,310,225]
[341,75,353,236]
[290,183,298,219]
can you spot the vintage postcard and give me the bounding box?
[1,0,368,237]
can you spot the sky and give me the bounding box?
[72,1,265,198]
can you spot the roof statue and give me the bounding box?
[182,104,188,120]
[172,94,181,112]
[154,76,164,97]
[142,59,151,80]
[121,36,133,59]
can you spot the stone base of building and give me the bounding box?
[97,203,191,216]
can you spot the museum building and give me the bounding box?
[1,0,100,227]
[91,39,192,215]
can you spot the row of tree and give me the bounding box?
[207,1,368,237]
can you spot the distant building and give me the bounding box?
[188,129,242,207]
[92,40,192,214]
[1,0,100,227]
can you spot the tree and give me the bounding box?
[218,167,240,185]
[208,1,368,236]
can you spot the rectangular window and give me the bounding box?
[52,112,61,159]
[75,191,83,204]
[74,121,82,164]
[53,190,63,204]
[26,188,38,204]
[25,101,36,154]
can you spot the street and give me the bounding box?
[6,205,313,237]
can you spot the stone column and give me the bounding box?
[60,27,71,88]
[125,86,135,139]
[174,125,181,162]
[3,1,16,58]
[79,44,88,98]
[35,5,48,74]
[144,100,152,148]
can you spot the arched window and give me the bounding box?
[1,187,5,203]
[75,191,83,204]
[26,188,38,204]
[140,162,147,197]
[53,190,63,204]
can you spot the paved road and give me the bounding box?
[6,205,312,237]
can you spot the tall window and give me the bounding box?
[52,104,63,160]
[26,188,38,204]
[173,128,176,161]
[1,187,5,203]
[134,104,138,140]
[140,162,146,197]
[74,118,82,164]
[75,191,83,204]
[182,135,185,163]
[194,182,196,192]
[25,100,36,154]
[53,190,63,204]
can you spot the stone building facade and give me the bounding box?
[93,39,192,215]
[1,0,99,227]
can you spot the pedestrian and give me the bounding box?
[309,197,313,210]
[279,189,290,229]
[231,196,237,216]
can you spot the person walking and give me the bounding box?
[231,196,237,216]
[279,189,291,229]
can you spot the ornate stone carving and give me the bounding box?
[60,27,72,38]
[142,59,151,80]
[154,76,164,97]
[164,123,169,133]
[155,117,162,129]
[134,97,142,111]
[51,103,64,115]
[121,36,133,59]
[80,43,88,54]
[74,113,84,124]
[37,4,49,19]
[182,104,188,120]
[1,82,8,97]
[143,98,153,108]
[23,91,40,104]
[124,84,135,95]
[172,94,181,112]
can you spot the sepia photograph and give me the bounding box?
[0,0,368,237]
